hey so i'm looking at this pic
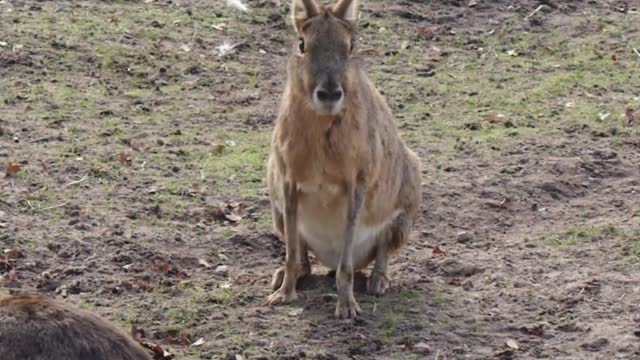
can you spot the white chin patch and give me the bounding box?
[312,94,344,115]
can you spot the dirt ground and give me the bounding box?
[1,0,640,359]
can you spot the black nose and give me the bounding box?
[316,86,343,103]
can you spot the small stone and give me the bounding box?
[456,231,472,243]
[214,265,229,276]
[413,341,432,354]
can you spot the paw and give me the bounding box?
[271,265,311,290]
[335,296,361,319]
[367,271,390,296]
[265,287,297,306]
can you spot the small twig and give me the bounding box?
[618,292,625,301]
[63,175,88,188]
[26,200,34,210]
[40,202,69,212]
[633,48,640,58]
[373,302,377,314]
[578,287,585,296]
[434,350,440,360]
[30,136,51,143]
[524,4,544,20]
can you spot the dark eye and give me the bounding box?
[298,37,305,53]
[350,37,355,52]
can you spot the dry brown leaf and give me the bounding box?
[5,162,21,176]
[118,152,132,165]
[416,26,435,39]
[432,245,446,256]
[360,48,380,56]
[152,260,172,274]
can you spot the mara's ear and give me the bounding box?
[332,0,358,23]
[292,0,319,33]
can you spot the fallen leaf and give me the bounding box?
[117,152,132,165]
[152,260,172,274]
[198,258,212,268]
[180,44,191,52]
[288,308,303,317]
[611,54,617,62]
[416,26,434,39]
[3,249,22,259]
[216,42,240,58]
[506,339,519,350]
[360,48,380,56]
[225,0,249,12]
[131,324,146,341]
[413,341,432,353]
[447,277,462,286]
[506,49,519,57]
[191,338,206,347]
[5,162,21,176]
[468,0,478,7]
[130,278,151,291]
[625,107,636,125]
[432,245,446,256]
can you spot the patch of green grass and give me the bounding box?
[380,314,399,343]
[432,289,451,307]
[544,223,621,247]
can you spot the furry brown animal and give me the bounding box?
[266,0,421,318]
[0,293,152,360]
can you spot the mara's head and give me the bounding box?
[289,0,359,115]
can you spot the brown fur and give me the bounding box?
[266,0,421,318]
[0,293,152,360]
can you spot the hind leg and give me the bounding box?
[367,213,411,296]
[270,205,311,290]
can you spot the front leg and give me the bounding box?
[266,181,303,305]
[335,182,364,319]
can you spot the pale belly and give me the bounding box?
[296,184,399,270]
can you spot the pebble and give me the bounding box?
[214,265,230,276]
[456,231,472,243]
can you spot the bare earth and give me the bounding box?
[1,0,639,359]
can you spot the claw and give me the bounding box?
[265,287,297,306]
[367,271,390,296]
[335,297,361,319]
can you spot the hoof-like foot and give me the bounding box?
[265,287,297,306]
[335,296,361,319]
[367,271,390,296]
